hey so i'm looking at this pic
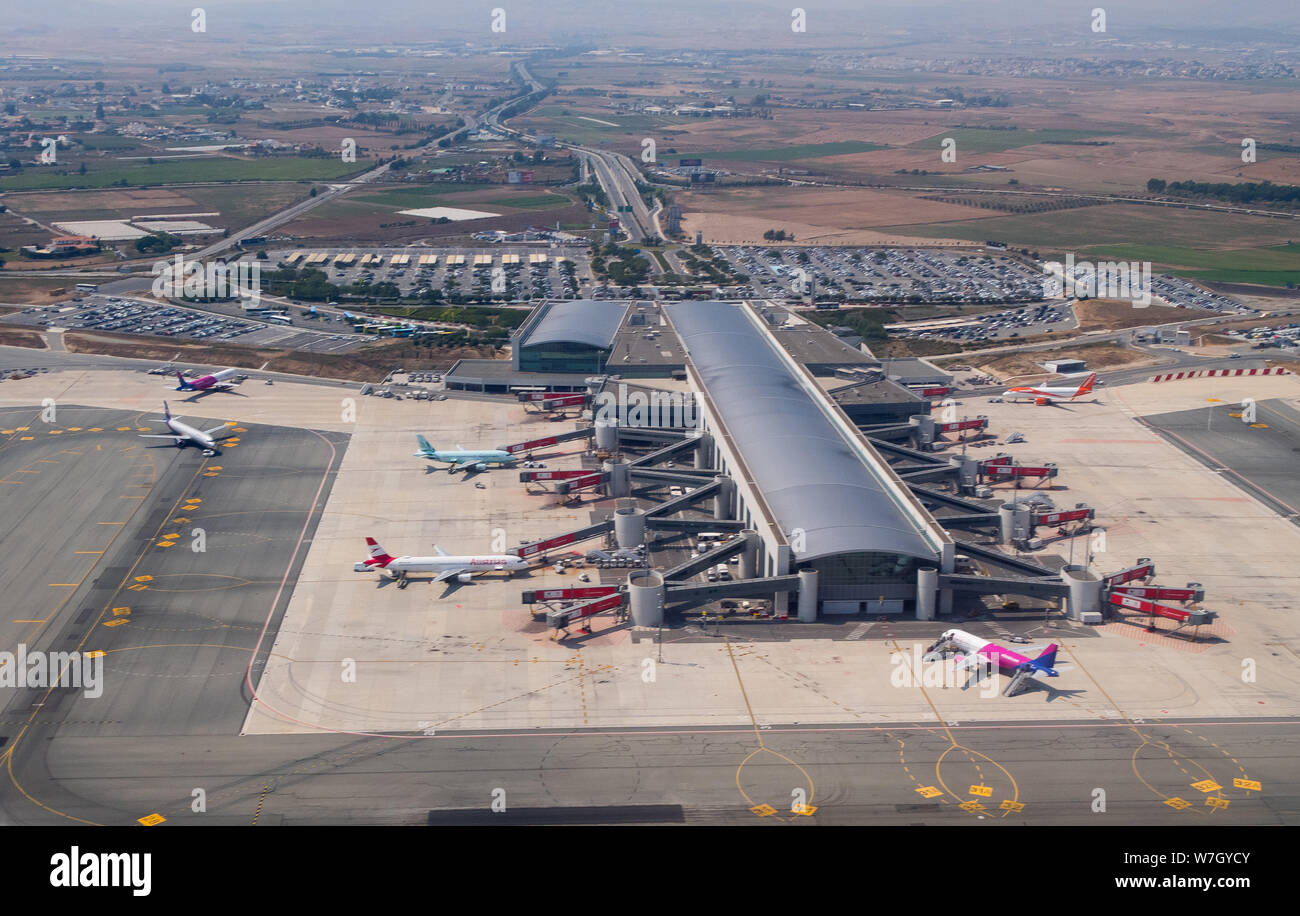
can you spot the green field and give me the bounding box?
[0,157,368,191]
[1082,243,1300,286]
[678,141,887,162]
[479,193,570,210]
[908,128,1118,154]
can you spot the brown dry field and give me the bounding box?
[3,188,199,215]
[679,186,995,245]
[1072,298,1215,331]
[0,325,47,349]
[971,343,1154,382]
[62,331,503,381]
[0,275,97,302]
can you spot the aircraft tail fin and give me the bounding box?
[416,434,435,454]
[176,371,193,390]
[1034,643,1059,668]
[163,401,172,421]
[1075,373,1097,397]
[364,537,394,567]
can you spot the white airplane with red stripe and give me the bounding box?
[353,537,528,588]
[1002,372,1097,405]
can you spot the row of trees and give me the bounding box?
[1147,177,1300,206]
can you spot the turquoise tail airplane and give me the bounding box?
[416,434,516,473]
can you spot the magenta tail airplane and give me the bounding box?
[923,628,1069,697]
[176,368,240,392]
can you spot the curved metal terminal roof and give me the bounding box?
[667,301,939,564]
[520,300,630,351]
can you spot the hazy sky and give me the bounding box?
[5,1,1299,48]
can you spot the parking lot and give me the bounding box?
[887,300,1077,345]
[276,247,592,302]
[12,295,367,353]
[716,245,1049,304]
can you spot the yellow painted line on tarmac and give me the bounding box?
[74,551,104,555]
[138,813,166,826]
[48,430,62,435]
[97,521,125,525]
[116,427,131,431]
[102,619,129,628]
[16,427,29,431]
[47,584,78,587]
[19,437,33,441]
[13,619,46,624]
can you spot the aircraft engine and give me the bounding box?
[457,573,474,583]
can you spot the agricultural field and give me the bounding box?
[1081,242,1300,287]
[0,155,367,191]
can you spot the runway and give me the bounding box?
[0,405,348,824]
[1141,397,1300,521]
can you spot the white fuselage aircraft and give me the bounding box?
[1002,372,1097,405]
[138,402,237,456]
[354,537,528,588]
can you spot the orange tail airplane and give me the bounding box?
[1002,372,1097,405]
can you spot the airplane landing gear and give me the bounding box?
[397,577,409,589]
[202,449,216,457]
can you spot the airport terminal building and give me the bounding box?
[665,300,955,615]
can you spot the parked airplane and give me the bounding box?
[415,434,516,473]
[138,402,238,456]
[922,628,1069,697]
[353,537,529,588]
[1002,372,1097,405]
[175,368,241,392]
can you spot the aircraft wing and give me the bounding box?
[204,425,239,439]
[433,545,449,557]
[139,434,182,440]
[433,565,471,583]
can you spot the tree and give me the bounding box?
[309,187,318,197]
[95,102,104,120]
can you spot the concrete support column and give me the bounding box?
[694,431,714,470]
[614,506,645,549]
[916,566,939,620]
[909,414,935,448]
[773,545,793,616]
[738,529,759,580]
[713,475,735,521]
[603,460,631,498]
[628,570,665,627]
[949,454,977,489]
[939,541,955,616]
[1061,566,1102,620]
[999,502,1030,545]
[797,568,819,622]
[594,417,619,451]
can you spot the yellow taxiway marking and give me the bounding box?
[915,786,943,799]
[102,619,129,628]
[67,427,82,431]
[74,551,104,555]
[1191,779,1222,793]
[156,542,174,548]
[1206,797,1231,810]
[16,427,29,431]
[1233,778,1262,791]
[1165,797,1192,810]
[111,607,130,617]
[0,430,13,435]
[19,437,33,441]
[88,427,103,432]
[133,575,153,582]
[116,427,131,431]
[13,619,46,624]
[969,784,993,798]
[1250,423,1269,428]
[138,813,166,826]
[97,521,125,525]
[47,583,78,587]
[48,430,61,435]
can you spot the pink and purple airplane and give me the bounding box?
[923,628,1070,697]
[175,368,240,392]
